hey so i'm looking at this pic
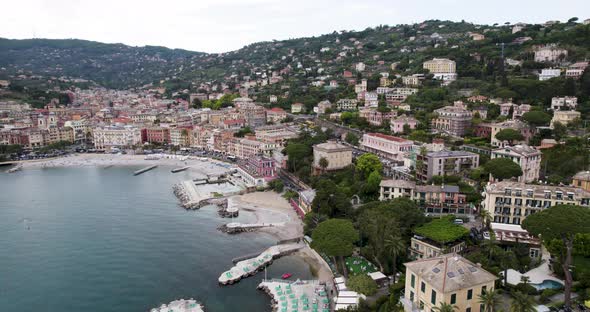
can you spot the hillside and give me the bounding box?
[1,19,589,96]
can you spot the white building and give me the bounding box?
[539,68,561,81]
[491,145,542,183]
[361,133,413,161]
[534,46,568,63]
[336,99,358,111]
[551,96,578,111]
[364,92,378,108]
[93,125,141,151]
[355,62,366,72]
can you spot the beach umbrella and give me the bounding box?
[281,308,287,312]
[281,301,288,307]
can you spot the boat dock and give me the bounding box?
[171,166,190,173]
[219,222,285,234]
[218,243,302,285]
[150,299,204,312]
[258,279,330,312]
[133,165,158,176]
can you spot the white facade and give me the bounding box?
[534,46,568,63]
[336,99,358,111]
[539,68,561,81]
[491,145,542,183]
[551,96,578,111]
[93,126,141,151]
[361,133,413,161]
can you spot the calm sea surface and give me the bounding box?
[0,166,311,311]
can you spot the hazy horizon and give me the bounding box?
[1,0,589,53]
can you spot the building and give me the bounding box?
[379,180,469,215]
[573,171,590,192]
[364,92,378,108]
[490,120,533,147]
[488,223,542,259]
[566,62,589,79]
[232,97,255,109]
[391,115,418,134]
[482,181,590,225]
[235,156,277,188]
[291,103,305,113]
[551,96,578,111]
[93,125,141,151]
[361,133,413,162]
[141,127,170,144]
[315,100,333,115]
[402,75,421,86]
[416,150,479,182]
[410,235,465,260]
[354,79,367,94]
[499,103,530,118]
[402,254,497,312]
[491,145,542,183]
[266,108,287,123]
[551,110,581,128]
[336,99,358,111]
[169,127,192,147]
[432,105,472,137]
[539,68,561,81]
[385,88,419,102]
[228,138,277,159]
[355,62,366,72]
[423,58,457,82]
[534,46,568,63]
[359,108,396,126]
[312,141,353,174]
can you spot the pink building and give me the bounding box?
[361,133,413,161]
[266,108,287,123]
[390,115,418,133]
[359,108,396,126]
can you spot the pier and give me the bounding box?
[219,222,285,234]
[133,165,158,176]
[150,299,204,312]
[171,166,190,173]
[172,180,240,209]
[218,243,302,285]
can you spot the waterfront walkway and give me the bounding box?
[258,279,330,312]
[150,299,204,312]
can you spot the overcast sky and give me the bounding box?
[1,0,588,53]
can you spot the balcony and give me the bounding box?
[400,296,423,312]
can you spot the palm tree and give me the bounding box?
[478,289,501,312]
[432,303,458,312]
[510,291,536,312]
[383,234,405,284]
[478,209,492,230]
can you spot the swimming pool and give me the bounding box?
[532,279,564,290]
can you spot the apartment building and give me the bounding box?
[432,105,472,137]
[402,75,422,86]
[266,108,287,123]
[551,96,578,111]
[482,181,590,225]
[312,141,353,174]
[385,88,419,102]
[423,58,457,82]
[361,133,413,162]
[416,150,479,182]
[169,127,192,147]
[315,100,333,115]
[93,125,141,151]
[359,108,396,126]
[566,62,588,79]
[141,127,170,144]
[402,254,496,312]
[551,110,581,128]
[391,115,418,134]
[336,99,358,111]
[573,171,590,192]
[539,68,561,81]
[228,138,277,159]
[364,92,379,107]
[379,179,469,215]
[491,145,542,183]
[235,156,277,188]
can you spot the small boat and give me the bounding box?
[282,273,292,279]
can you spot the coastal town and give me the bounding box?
[2,16,590,312]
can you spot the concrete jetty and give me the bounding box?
[133,165,158,176]
[258,279,330,312]
[218,243,302,285]
[171,166,190,173]
[172,181,235,209]
[218,222,285,234]
[150,299,204,312]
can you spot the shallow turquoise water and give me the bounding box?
[0,166,311,311]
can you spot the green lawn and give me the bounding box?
[345,256,379,276]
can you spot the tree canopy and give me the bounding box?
[484,158,523,181]
[345,274,378,296]
[522,111,552,127]
[494,128,524,144]
[311,219,359,257]
[355,153,383,178]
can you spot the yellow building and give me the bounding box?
[312,141,352,174]
[572,171,590,192]
[423,58,456,74]
[402,254,497,312]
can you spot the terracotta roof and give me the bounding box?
[365,132,411,143]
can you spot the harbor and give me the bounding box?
[258,279,330,312]
[150,299,204,312]
[218,243,303,285]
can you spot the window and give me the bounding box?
[410,274,415,288]
[467,289,473,300]
[421,282,426,293]
[480,304,485,312]
[410,291,414,301]
[450,294,456,305]
[467,308,471,312]
[481,286,487,294]
[431,290,437,305]
[419,301,424,309]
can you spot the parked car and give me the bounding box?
[453,219,464,225]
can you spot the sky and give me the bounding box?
[1,0,588,53]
